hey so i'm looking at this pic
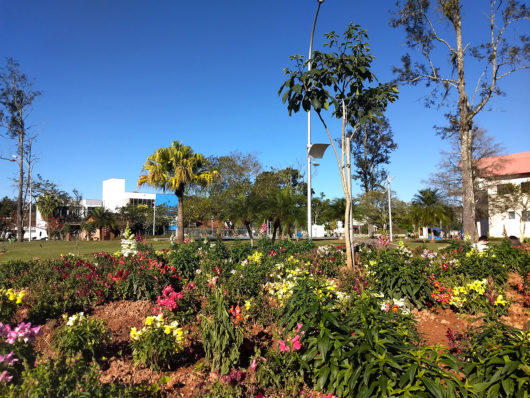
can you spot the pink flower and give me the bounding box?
[0,371,12,383]
[249,358,258,372]
[296,322,304,334]
[278,339,290,352]
[291,335,302,351]
[0,352,18,367]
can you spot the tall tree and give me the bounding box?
[280,23,398,269]
[0,58,41,241]
[391,0,529,241]
[137,141,219,244]
[410,188,452,241]
[351,116,398,193]
[36,193,61,239]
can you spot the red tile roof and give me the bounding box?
[477,151,530,177]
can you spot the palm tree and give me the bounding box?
[227,192,262,246]
[410,188,451,241]
[266,187,304,243]
[138,141,219,244]
[36,194,61,239]
[90,207,116,241]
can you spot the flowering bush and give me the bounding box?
[0,287,25,323]
[0,321,41,384]
[130,314,187,370]
[120,222,138,257]
[52,312,111,361]
[155,284,200,324]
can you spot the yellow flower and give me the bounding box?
[164,326,172,334]
[130,327,138,339]
[244,300,251,310]
[145,317,154,326]
[494,295,507,306]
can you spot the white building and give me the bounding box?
[102,178,155,211]
[476,151,530,239]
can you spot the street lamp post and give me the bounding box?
[387,176,395,242]
[307,0,325,239]
[11,155,33,241]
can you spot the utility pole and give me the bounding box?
[152,201,156,236]
[387,176,394,242]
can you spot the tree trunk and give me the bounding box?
[455,6,478,243]
[245,222,254,247]
[16,132,24,241]
[344,195,354,269]
[176,192,184,244]
[431,225,434,242]
[272,220,280,244]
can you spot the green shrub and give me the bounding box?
[462,320,530,397]
[3,354,157,397]
[130,314,187,371]
[367,250,433,309]
[0,287,25,324]
[299,295,464,397]
[52,312,111,361]
[168,243,201,280]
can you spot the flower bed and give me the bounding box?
[0,237,528,397]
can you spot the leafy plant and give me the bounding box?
[4,354,158,397]
[130,314,187,371]
[367,250,432,309]
[0,287,25,324]
[462,320,530,397]
[52,312,111,361]
[200,289,243,375]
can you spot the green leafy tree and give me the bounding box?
[0,58,41,241]
[410,188,452,241]
[89,207,117,241]
[266,187,305,242]
[137,141,219,244]
[0,196,15,237]
[390,0,529,241]
[351,116,397,193]
[226,191,262,246]
[279,23,398,268]
[36,194,61,239]
[118,203,149,235]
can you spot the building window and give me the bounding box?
[497,184,510,195]
[508,211,515,219]
[129,198,154,208]
[523,211,530,222]
[521,182,530,194]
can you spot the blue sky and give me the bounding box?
[0,0,528,203]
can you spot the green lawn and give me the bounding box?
[0,239,172,263]
[0,237,451,264]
